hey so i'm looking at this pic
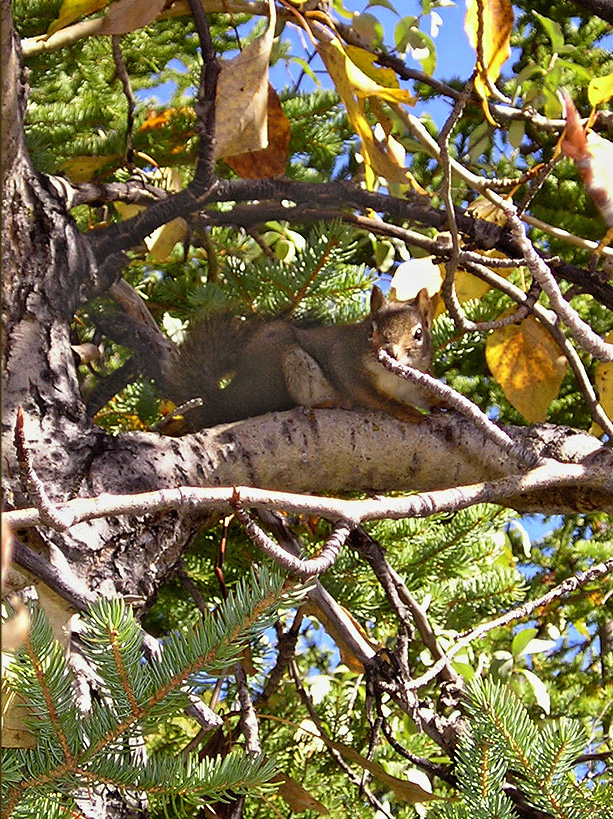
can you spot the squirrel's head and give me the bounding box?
[368,286,433,372]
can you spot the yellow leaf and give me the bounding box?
[47,0,110,36]
[455,268,492,302]
[344,45,415,103]
[114,201,145,220]
[466,195,508,225]
[61,155,117,182]
[486,315,567,422]
[588,73,613,108]
[214,0,276,158]
[144,218,188,261]
[316,33,422,190]
[1,681,37,749]
[465,0,513,112]
[593,330,613,434]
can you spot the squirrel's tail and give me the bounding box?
[163,315,257,429]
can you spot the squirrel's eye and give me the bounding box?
[413,327,423,341]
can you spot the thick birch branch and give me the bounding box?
[35,409,613,517]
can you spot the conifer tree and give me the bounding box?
[2,1,612,817]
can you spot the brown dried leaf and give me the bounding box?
[224,85,290,178]
[215,0,276,158]
[99,0,166,35]
[272,773,329,814]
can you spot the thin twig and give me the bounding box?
[5,456,610,532]
[376,351,543,469]
[289,659,395,819]
[235,663,261,754]
[438,76,476,330]
[232,494,352,577]
[501,205,613,362]
[12,537,95,612]
[13,408,76,530]
[350,528,458,684]
[187,0,220,193]
[111,35,135,164]
[405,557,613,691]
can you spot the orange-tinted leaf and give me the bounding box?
[561,93,613,226]
[138,107,195,132]
[224,85,290,178]
[486,315,567,422]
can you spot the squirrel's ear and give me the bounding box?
[415,288,433,326]
[370,285,387,314]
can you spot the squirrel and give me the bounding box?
[162,286,435,430]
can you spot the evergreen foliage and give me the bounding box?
[431,678,612,819]
[3,0,612,817]
[2,569,303,817]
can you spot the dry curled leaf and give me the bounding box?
[561,93,613,227]
[99,0,165,35]
[215,0,276,159]
[224,85,290,178]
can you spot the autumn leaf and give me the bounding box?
[214,0,276,159]
[272,773,329,815]
[465,0,514,123]
[561,93,613,227]
[144,218,188,261]
[314,26,422,191]
[224,85,290,178]
[99,0,165,34]
[322,737,439,803]
[342,44,415,104]
[593,329,613,435]
[486,315,567,422]
[61,154,118,182]
[47,0,110,36]
[588,73,613,108]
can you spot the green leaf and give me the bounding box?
[511,627,538,657]
[532,12,564,53]
[518,637,557,655]
[365,0,399,14]
[519,668,550,714]
[394,16,419,52]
